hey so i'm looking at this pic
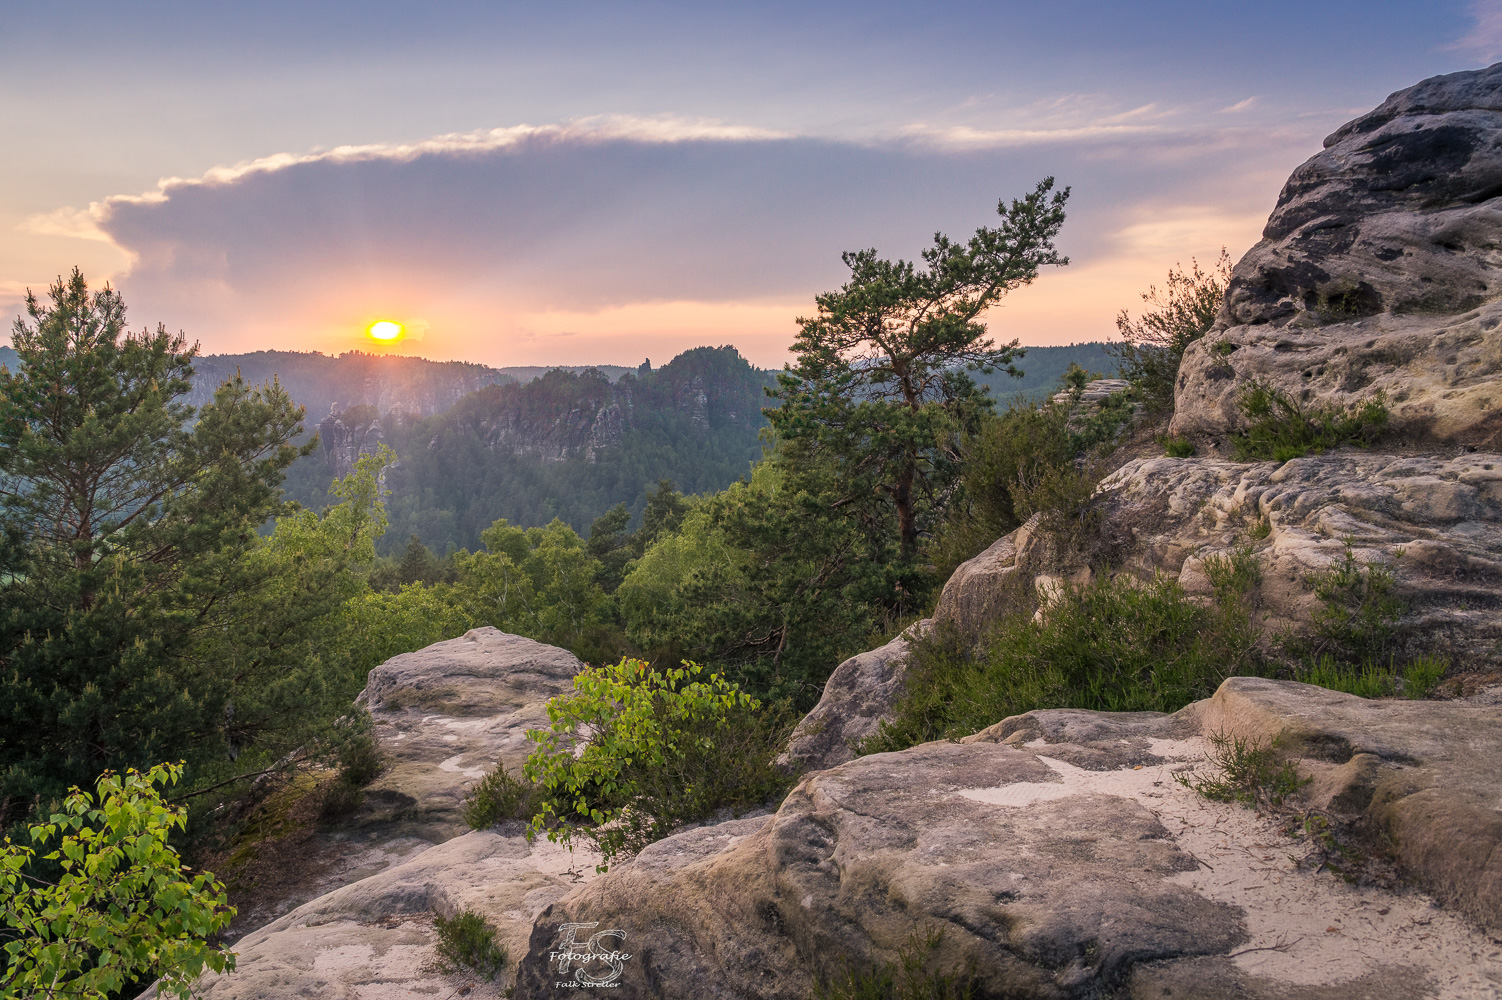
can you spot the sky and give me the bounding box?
[2,1,1500,368]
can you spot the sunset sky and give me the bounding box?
[3,1,1500,368]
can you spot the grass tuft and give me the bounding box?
[434,910,508,979]
[814,928,975,1000]
[1177,730,1308,809]
[1159,433,1195,458]
[463,764,543,830]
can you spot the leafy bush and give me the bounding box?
[0,763,235,999]
[1231,382,1388,462]
[1109,251,1232,415]
[317,777,366,822]
[524,658,795,866]
[463,764,543,830]
[1176,731,1307,809]
[433,910,507,979]
[929,401,1081,576]
[1008,451,1112,555]
[814,928,975,1000]
[862,564,1261,753]
[335,718,383,786]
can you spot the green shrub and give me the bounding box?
[1304,539,1405,665]
[336,721,383,787]
[463,764,542,830]
[433,910,507,979]
[1108,251,1231,416]
[862,566,1261,753]
[814,928,975,1000]
[524,658,796,867]
[929,402,1078,576]
[1177,731,1308,809]
[1160,434,1195,458]
[1009,453,1110,554]
[1231,382,1388,462]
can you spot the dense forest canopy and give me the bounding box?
[283,346,779,553]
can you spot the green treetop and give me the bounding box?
[0,270,316,824]
[766,179,1070,559]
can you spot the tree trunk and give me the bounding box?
[894,465,917,560]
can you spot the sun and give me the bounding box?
[366,320,405,343]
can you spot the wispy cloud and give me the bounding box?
[1220,97,1258,113]
[1444,0,1502,62]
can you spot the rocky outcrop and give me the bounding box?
[184,829,598,999]
[779,620,930,774]
[1173,62,1502,449]
[1104,451,1502,669]
[514,678,1502,999]
[927,451,1502,671]
[318,405,386,478]
[219,628,581,940]
[353,628,582,840]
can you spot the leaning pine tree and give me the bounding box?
[766,178,1071,572]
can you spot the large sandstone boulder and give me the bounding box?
[221,627,581,937]
[779,619,930,774]
[929,451,1502,672]
[513,678,1502,999]
[354,626,582,842]
[1173,62,1502,449]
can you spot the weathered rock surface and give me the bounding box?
[1105,451,1502,669]
[184,829,600,999]
[1172,62,1502,448]
[515,678,1502,999]
[223,627,581,937]
[354,626,582,841]
[930,450,1502,672]
[779,619,930,774]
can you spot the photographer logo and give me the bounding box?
[549,921,632,988]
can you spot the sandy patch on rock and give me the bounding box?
[956,736,1502,998]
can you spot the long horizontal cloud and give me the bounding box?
[33,115,1318,365]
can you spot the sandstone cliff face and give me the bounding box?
[1173,63,1502,448]
[318,405,387,478]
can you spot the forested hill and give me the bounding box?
[972,342,1117,407]
[286,346,779,552]
[1,338,1117,555]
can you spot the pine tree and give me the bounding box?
[0,270,310,824]
[767,179,1070,560]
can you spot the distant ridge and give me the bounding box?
[0,342,1117,414]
